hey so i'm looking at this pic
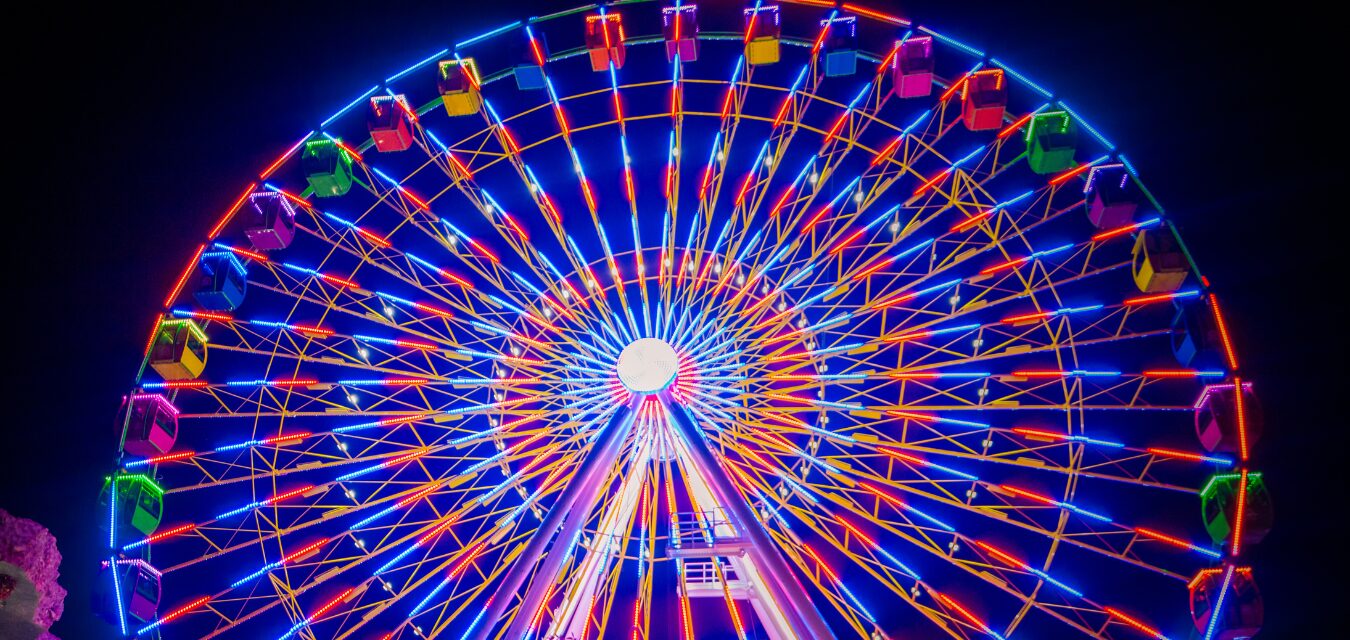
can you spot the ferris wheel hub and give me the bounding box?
[616,338,679,394]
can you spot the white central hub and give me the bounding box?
[616,338,679,394]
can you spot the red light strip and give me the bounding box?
[377,415,427,427]
[466,238,500,264]
[1123,292,1182,306]
[500,125,523,156]
[1092,221,1145,242]
[449,540,489,578]
[1232,376,1249,461]
[842,3,909,26]
[271,187,311,208]
[871,137,901,166]
[153,380,209,389]
[803,204,833,230]
[743,7,759,44]
[282,538,329,564]
[772,95,793,127]
[393,338,437,350]
[153,595,211,628]
[163,244,206,307]
[140,523,199,545]
[768,185,797,218]
[1142,370,1204,378]
[1135,527,1202,552]
[399,187,431,212]
[933,593,997,637]
[939,72,969,102]
[394,95,418,123]
[1208,294,1239,371]
[1187,568,1222,590]
[1002,311,1052,324]
[829,229,866,255]
[973,540,1024,568]
[810,19,831,55]
[879,447,927,467]
[1048,161,1094,186]
[950,211,990,232]
[837,519,876,547]
[506,332,550,351]
[540,295,575,322]
[143,451,196,465]
[912,168,951,196]
[860,482,905,507]
[824,112,849,142]
[1104,607,1167,639]
[382,378,430,386]
[871,291,917,309]
[1000,484,1055,505]
[416,517,458,546]
[981,255,1028,275]
[190,311,233,323]
[1146,448,1217,463]
[1231,469,1248,556]
[265,485,314,505]
[522,312,557,333]
[458,58,482,91]
[259,135,310,180]
[447,153,474,180]
[800,544,839,581]
[207,183,258,240]
[734,170,756,206]
[538,193,562,224]
[1011,427,1069,441]
[852,256,895,281]
[293,325,333,337]
[581,178,599,212]
[875,41,899,73]
[261,433,310,446]
[395,483,443,509]
[305,587,354,624]
[319,273,359,289]
[355,227,391,249]
[881,330,932,343]
[222,245,268,262]
[333,140,363,163]
[501,213,530,242]
[1012,370,1068,378]
[886,410,947,423]
[997,112,1034,139]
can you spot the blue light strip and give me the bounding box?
[1203,565,1236,640]
[110,557,128,635]
[385,48,449,84]
[990,58,1052,99]
[455,21,522,49]
[321,85,379,129]
[1059,102,1115,150]
[918,25,985,58]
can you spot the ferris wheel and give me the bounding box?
[96,2,1271,639]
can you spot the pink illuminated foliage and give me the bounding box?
[0,509,66,634]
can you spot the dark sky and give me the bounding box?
[6,1,1341,637]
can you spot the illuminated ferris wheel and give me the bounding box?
[97,2,1271,639]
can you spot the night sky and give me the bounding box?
[5,1,1341,637]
